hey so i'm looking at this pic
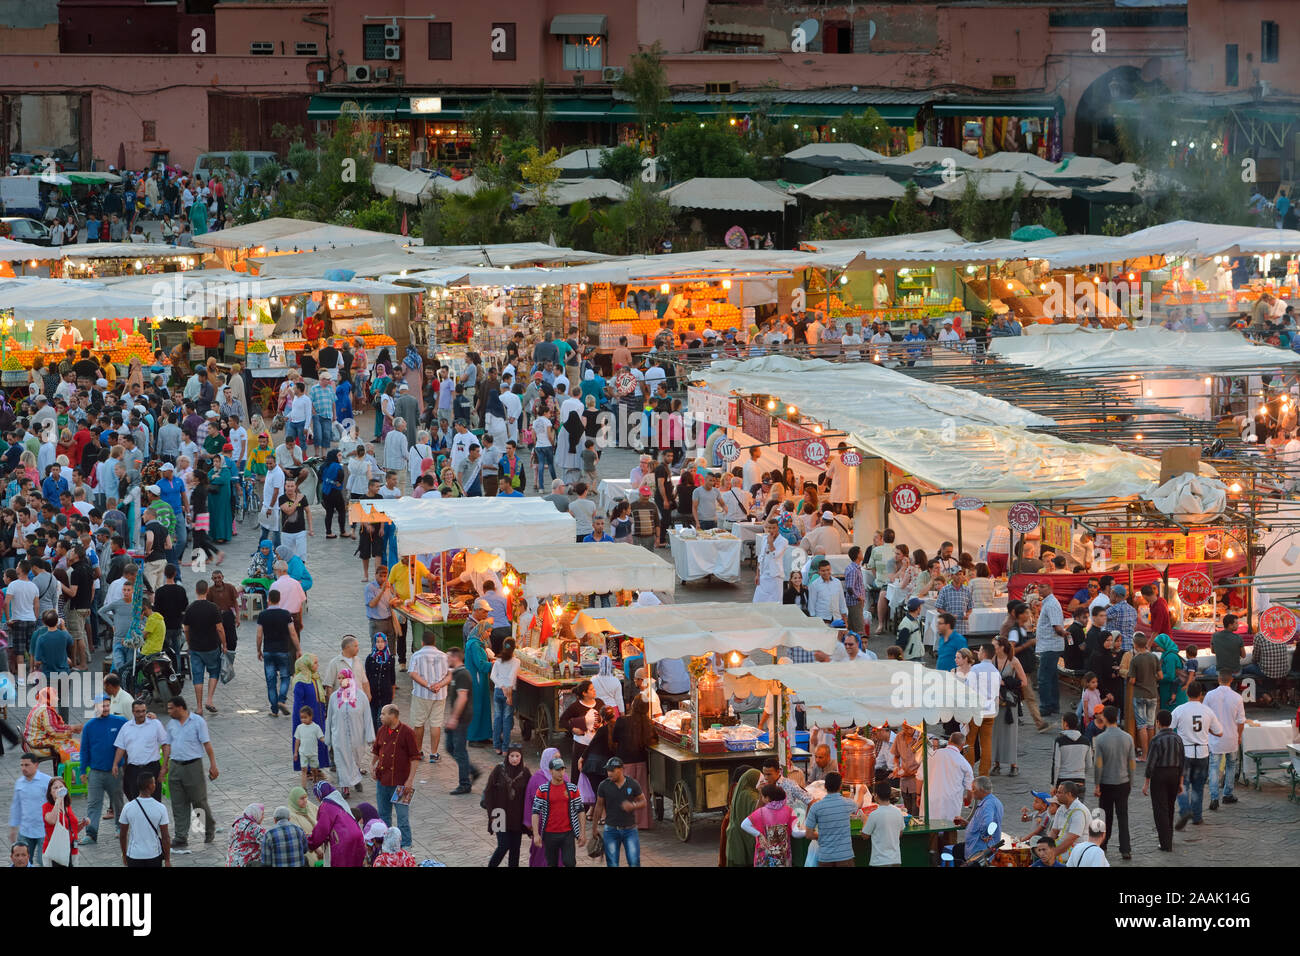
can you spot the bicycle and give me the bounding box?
[236,473,261,524]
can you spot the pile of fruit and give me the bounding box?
[352,322,376,334]
[246,340,269,354]
[361,334,396,348]
[701,302,741,324]
[103,333,153,364]
[608,307,638,323]
[1,355,25,371]
[829,306,868,319]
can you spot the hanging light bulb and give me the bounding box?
[660,283,670,294]
[1134,433,1144,440]
[389,305,397,315]
[1225,547,1235,559]
[813,424,822,434]
[1229,481,1242,493]
[766,399,776,411]
[722,279,732,290]
[1203,377,1212,386]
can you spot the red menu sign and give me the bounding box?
[1259,605,1297,644]
[1176,571,1213,606]
[777,420,830,467]
[891,483,922,514]
[740,401,770,443]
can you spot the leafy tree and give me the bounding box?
[526,79,553,153]
[467,93,525,171]
[592,181,676,255]
[831,109,890,152]
[519,146,561,205]
[349,197,402,233]
[508,203,567,244]
[420,196,444,244]
[617,42,669,144]
[599,144,645,184]
[437,186,513,244]
[228,151,251,180]
[266,112,378,225]
[947,174,1028,240]
[476,133,538,191]
[659,120,757,181]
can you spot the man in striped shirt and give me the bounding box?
[260,806,308,866]
[935,569,973,625]
[1103,585,1137,652]
[408,632,450,764]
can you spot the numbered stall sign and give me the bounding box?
[891,483,922,514]
[1259,605,1298,644]
[1007,501,1041,535]
[715,437,740,463]
[1176,571,1213,607]
[803,439,828,465]
[841,451,862,467]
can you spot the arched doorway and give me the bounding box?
[1074,66,1165,161]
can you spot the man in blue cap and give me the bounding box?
[77,694,127,845]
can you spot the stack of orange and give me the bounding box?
[363,334,396,348]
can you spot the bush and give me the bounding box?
[659,121,756,181]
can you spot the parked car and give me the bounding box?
[0,216,53,245]
[192,150,280,180]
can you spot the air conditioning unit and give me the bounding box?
[373,67,391,79]
[384,23,401,42]
[346,64,371,82]
[384,44,402,60]
[249,41,273,55]
[601,66,624,83]
[294,41,318,56]
[573,73,585,87]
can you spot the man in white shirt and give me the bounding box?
[112,699,171,801]
[1171,680,1223,829]
[859,783,906,867]
[965,644,1002,775]
[1203,672,1245,809]
[807,558,847,623]
[799,511,843,558]
[260,461,286,543]
[828,630,876,664]
[719,475,752,524]
[927,731,975,825]
[499,386,522,443]
[1089,575,1114,613]
[118,772,171,867]
[383,420,409,471]
[449,422,479,470]
[227,417,248,471]
[642,360,666,389]
[840,322,863,361]
[742,446,763,493]
[937,320,960,343]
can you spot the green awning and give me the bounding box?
[308,96,407,119]
[933,102,1057,118]
[660,102,917,123]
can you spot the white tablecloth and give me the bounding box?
[786,552,852,580]
[668,531,743,584]
[597,477,678,515]
[1242,720,1298,754]
[923,605,1004,646]
[734,521,765,544]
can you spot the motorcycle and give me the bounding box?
[127,646,186,706]
[940,820,1001,867]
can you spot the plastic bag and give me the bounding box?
[219,650,236,684]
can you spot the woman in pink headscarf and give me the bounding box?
[325,667,374,797]
[226,804,266,867]
[307,781,365,867]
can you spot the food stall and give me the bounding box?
[573,602,839,841]
[456,542,676,748]
[348,497,576,650]
[724,660,985,866]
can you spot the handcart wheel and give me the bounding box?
[672,779,692,842]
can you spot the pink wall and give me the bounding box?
[1187,0,1296,93]
[0,55,315,168]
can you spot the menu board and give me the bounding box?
[688,387,736,428]
[1042,516,1072,554]
[1094,529,1216,564]
[777,419,829,467]
[740,400,770,443]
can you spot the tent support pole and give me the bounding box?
[922,720,930,826]
[956,509,963,556]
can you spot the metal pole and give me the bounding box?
[956,509,963,557]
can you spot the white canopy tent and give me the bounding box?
[371,163,436,205]
[922,171,1072,201]
[0,237,56,262]
[971,152,1060,176]
[893,146,980,169]
[790,175,919,203]
[428,174,483,196]
[59,243,198,260]
[192,217,415,253]
[573,602,838,663]
[662,178,794,213]
[784,142,889,164]
[550,148,612,174]
[351,497,575,556]
[0,281,159,320]
[1042,157,1135,180]
[517,179,630,207]
[990,327,1300,374]
[461,543,675,603]
[725,660,985,727]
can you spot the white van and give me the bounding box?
[192,150,280,180]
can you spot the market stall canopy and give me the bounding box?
[98,271,416,307]
[516,178,630,207]
[0,237,55,262]
[64,171,121,185]
[1116,220,1273,258]
[550,148,612,174]
[371,163,437,205]
[799,229,966,255]
[696,356,1185,500]
[662,178,795,213]
[726,660,985,727]
[0,280,159,320]
[990,327,1300,374]
[1081,170,1183,198]
[192,217,416,253]
[428,174,483,196]
[249,240,425,279]
[60,243,198,259]
[573,602,839,662]
[462,543,675,603]
[1224,229,1300,255]
[893,146,981,169]
[783,142,889,164]
[1041,156,1134,180]
[922,171,1072,201]
[971,152,1060,176]
[350,497,575,556]
[790,175,918,203]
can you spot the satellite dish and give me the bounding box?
[798,18,819,42]
[868,20,877,41]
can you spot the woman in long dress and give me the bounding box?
[991,636,1027,776]
[464,621,494,745]
[753,519,788,603]
[326,667,374,796]
[290,655,331,774]
[206,452,235,544]
[402,346,424,415]
[307,781,364,867]
[484,389,509,452]
[288,785,326,865]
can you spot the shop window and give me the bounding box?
[428,21,453,60]
[1225,44,1239,86]
[992,75,1016,88]
[362,24,386,61]
[1262,21,1279,63]
[491,22,515,61]
[562,35,603,71]
[142,120,156,141]
[822,20,853,54]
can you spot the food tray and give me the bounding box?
[723,739,757,752]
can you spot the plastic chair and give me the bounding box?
[60,761,88,797]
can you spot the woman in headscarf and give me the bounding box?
[126,355,144,390]
[364,633,395,729]
[485,745,532,867]
[274,544,313,592]
[1155,633,1189,709]
[206,449,236,545]
[724,768,762,867]
[291,655,330,775]
[484,389,509,451]
[326,667,375,797]
[287,786,325,865]
[362,819,388,866]
[375,380,397,440]
[334,378,354,435]
[23,686,82,763]
[242,538,275,600]
[351,338,369,408]
[591,654,623,714]
[580,705,619,802]
[226,804,266,867]
[521,747,561,868]
[402,345,424,414]
[373,824,418,867]
[464,614,494,745]
[227,361,249,420]
[307,781,365,867]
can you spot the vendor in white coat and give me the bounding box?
[927,730,975,826]
[752,516,788,603]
